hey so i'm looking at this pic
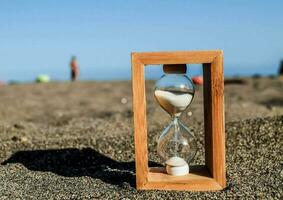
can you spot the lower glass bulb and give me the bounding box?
[157,117,197,176]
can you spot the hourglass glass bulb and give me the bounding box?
[155,64,197,176]
[157,118,197,176]
[154,65,194,117]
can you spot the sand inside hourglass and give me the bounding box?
[165,156,189,176]
[154,90,193,116]
[155,89,194,175]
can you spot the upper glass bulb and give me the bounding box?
[154,73,195,117]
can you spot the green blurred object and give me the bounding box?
[36,75,50,83]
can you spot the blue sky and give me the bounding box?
[0,0,282,81]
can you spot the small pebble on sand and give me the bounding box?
[121,97,128,104]
[20,137,28,142]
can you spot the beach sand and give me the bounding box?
[0,77,282,199]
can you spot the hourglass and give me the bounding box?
[155,64,197,176]
[131,50,226,191]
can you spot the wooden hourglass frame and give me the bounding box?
[131,50,226,191]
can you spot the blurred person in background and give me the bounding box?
[70,56,79,81]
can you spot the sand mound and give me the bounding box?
[0,78,282,199]
[0,115,281,199]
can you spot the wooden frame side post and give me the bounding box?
[203,52,226,188]
[203,63,213,175]
[131,54,149,189]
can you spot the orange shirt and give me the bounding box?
[70,60,79,72]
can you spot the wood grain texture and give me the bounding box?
[203,63,213,176]
[131,53,148,189]
[203,52,226,188]
[131,50,226,191]
[210,53,226,187]
[163,64,187,74]
[134,50,221,65]
[143,166,222,191]
[142,181,222,191]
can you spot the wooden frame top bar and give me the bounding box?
[132,50,223,65]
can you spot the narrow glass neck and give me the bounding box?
[172,116,179,124]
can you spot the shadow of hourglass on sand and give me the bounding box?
[1,148,161,188]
